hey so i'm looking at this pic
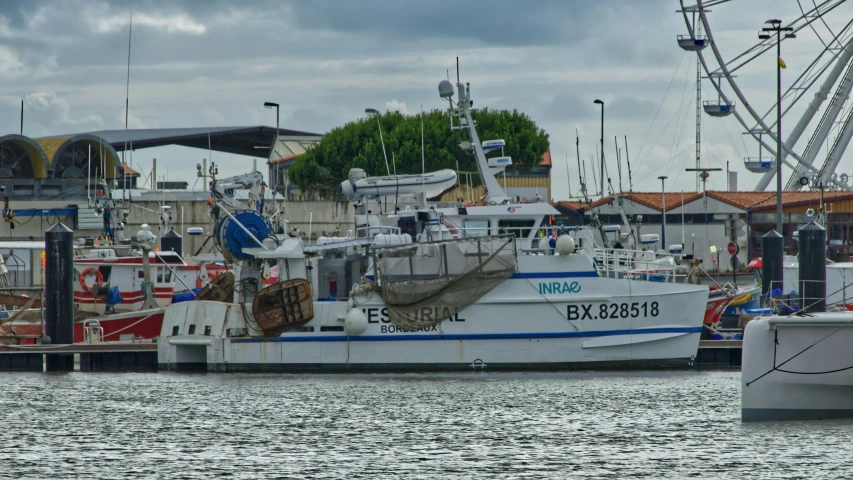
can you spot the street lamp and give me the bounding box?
[593,99,604,197]
[758,19,795,234]
[365,108,391,176]
[264,101,280,194]
[658,175,668,249]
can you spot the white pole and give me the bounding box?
[421,105,425,175]
[308,211,313,246]
[181,205,184,255]
[87,145,91,204]
[681,191,685,246]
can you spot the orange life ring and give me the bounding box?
[79,268,104,290]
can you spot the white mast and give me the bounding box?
[439,60,509,204]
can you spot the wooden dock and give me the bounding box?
[0,342,158,372]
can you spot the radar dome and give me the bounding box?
[556,235,575,255]
[348,168,367,183]
[439,80,454,99]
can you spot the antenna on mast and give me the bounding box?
[624,136,634,193]
[456,57,460,84]
[575,130,585,201]
[614,136,623,194]
[122,12,133,202]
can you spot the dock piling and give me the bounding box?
[798,221,826,313]
[44,223,75,372]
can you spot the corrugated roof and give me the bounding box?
[34,136,69,162]
[43,126,323,159]
[49,126,322,145]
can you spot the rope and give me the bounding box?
[520,269,579,331]
[745,308,853,386]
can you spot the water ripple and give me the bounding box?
[1,371,851,479]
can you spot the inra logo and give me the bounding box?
[538,281,582,295]
[506,207,517,213]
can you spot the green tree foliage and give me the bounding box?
[288,108,549,189]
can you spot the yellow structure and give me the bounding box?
[439,150,552,202]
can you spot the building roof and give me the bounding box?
[592,192,704,211]
[269,153,303,166]
[551,200,587,211]
[119,162,140,177]
[704,191,775,210]
[539,150,551,167]
[751,191,853,211]
[47,126,323,159]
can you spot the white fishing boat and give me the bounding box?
[742,312,853,421]
[157,73,710,372]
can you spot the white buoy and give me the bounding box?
[556,235,575,255]
[344,308,369,335]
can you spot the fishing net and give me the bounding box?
[375,235,517,328]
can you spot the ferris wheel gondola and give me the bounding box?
[678,0,853,191]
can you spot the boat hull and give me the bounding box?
[742,314,853,421]
[73,309,165,343]
[158,264,709,372]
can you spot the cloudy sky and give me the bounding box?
[1,0,851,198]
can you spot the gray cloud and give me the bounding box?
[0,0,846,196]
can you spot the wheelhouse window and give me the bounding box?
[498,219,536,239]
[463,220,490,238]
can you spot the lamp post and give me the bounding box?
[759,19,795,234]
[593,99,604,197]
[658,175,668,249]
[365,108,390,176]
[264,101,279,194]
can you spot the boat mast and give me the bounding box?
[443,58,508,204]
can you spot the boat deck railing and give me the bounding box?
[593,247,688,282]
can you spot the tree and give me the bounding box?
[288,108,549,190]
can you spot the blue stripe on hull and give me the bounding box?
[366,271,599,281]
[232,326,702,343]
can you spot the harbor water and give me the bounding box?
[3,371,851,479]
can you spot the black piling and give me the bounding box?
[798,221,826,313]
[761,230,784,297]
[160,229,182,257]
[44,223,75,372]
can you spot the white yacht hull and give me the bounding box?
[742,313,853,421]
[158,256,709,372]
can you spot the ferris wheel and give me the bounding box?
[678,0,853,191]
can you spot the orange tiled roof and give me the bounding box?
[539,150,551,167]
[751,190,853,210]
[591,192,703,211]
[704,191,776,210]
[269,153,303,165]
[551,200,587,211]
[120,162,139,176]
